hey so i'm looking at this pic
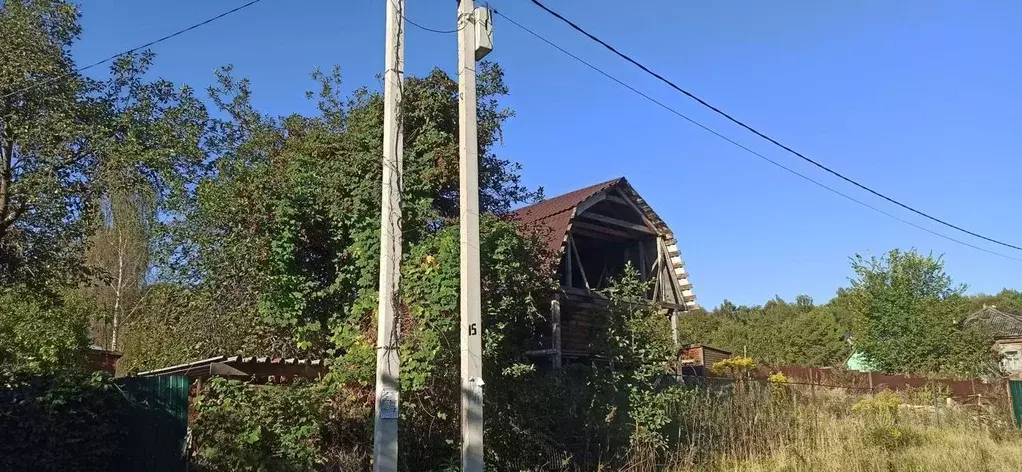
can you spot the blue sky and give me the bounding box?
[73,0,1022,308]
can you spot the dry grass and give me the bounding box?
[689,414,1022,472]
[643,382,1022,472]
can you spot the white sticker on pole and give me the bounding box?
[380,388,399,419]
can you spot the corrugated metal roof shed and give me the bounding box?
[136,355,326,382]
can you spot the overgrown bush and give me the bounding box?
[0,373,132,472]
[190,378,372,472]
[0,285,95,381]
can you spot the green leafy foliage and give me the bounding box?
[1,1,208,289]
[117,284,260,373]
[679,295,851,367]
[0,284,95,380]
[191,378,371,472]
[848,249,994,376]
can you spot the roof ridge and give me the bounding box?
[513,177,624,213]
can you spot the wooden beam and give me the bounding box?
[572,221,631,239]
[209,362,250,378]
[577,212,654,235]
[551,295,562,371]
[564,236,573,288]
[652,239,663,303]
[611,188,657,229]
[657,237,687,311]
[605,194,632,206]
[638,240,647,281]
[671,309,679,349]
[575,192,607,215]
[569,235,591,290]
[596,258,609,290]
[562,286,606,300]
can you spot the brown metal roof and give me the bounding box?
[511,178,623,258]
[967,306,1022,339]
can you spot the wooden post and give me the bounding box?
[868,371,874,394]
[569,236,591,290]
[638,239,647,281]
[670,309,679,349]
[565,237,573,288]
[551,295,562,370]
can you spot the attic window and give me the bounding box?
[560,231,656,291]
[555,190,688,310]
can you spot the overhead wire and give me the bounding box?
[491,9,1022,263]
[1,0,268,100]
[403,16,461,34]
[525,0,1022,253]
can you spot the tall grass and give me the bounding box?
[628,380,1022,472]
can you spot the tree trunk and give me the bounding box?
[110,229,125,351]
[0,127,14,239]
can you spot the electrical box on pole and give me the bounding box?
[474,7,493,61]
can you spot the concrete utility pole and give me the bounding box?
[458,0,481,469]
[373,0,404,470]
[458,1,492,470]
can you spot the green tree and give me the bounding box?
[159,63,537,357]
[0,0,101,285]
[848,249,993,376]
[0,285,96,380]
[1,2,208,290]
[693,297,849,367]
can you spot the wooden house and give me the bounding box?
[965,306,1022,376]
[512,177,696,367]
[678,344,732,377]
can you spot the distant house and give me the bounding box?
[678,344,731,377]
[86,345,122,374]
[845,351,876,373]
[512,177,696,367]
[965,306,1022,376]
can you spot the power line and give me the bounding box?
[384,0,461,34]
[1,0,268,101]
[404,17,459,34]
[491,9,1022,263]
[525,0,1022,253]
[403,15,460,34]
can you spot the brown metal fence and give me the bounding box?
[746,365,1010,405]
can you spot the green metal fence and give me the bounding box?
[1011,380,1022,428]
[115,376,190,472]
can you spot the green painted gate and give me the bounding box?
[115,376,190,472]
[1011,380,1022,428]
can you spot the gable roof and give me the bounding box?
[511,177,696,308]
[966,306,1022,339]
[513,178,623,257]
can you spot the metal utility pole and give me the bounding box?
[458,1,492,471]
[373,0,404,470]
